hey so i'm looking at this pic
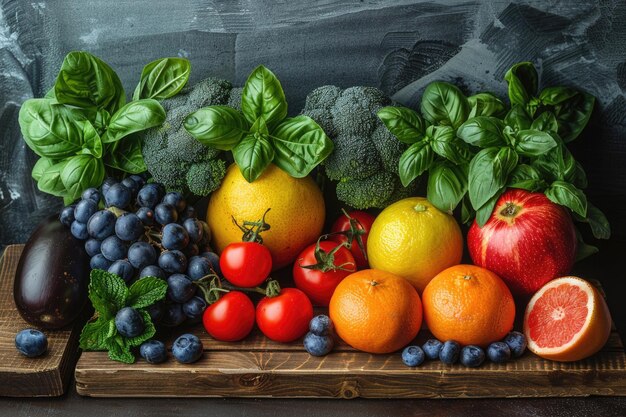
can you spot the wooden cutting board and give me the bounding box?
[0,245,85,397]
[75,279,626,398]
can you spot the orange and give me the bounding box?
[367,197,463,292]
[329,269,422,354]
[422,264,515,347]
[207,163,325,270]
[523,276,612,362]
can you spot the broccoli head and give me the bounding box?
[302,86,418,209]
[141,78,242,197]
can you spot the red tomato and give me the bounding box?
[219,242,272,287]
[329,210,376,269]
[293,240,356,306]
[256,288,313,342]
[202,291,255,342]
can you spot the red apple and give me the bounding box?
[467,188,577,299]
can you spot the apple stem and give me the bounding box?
[500,202,521,217]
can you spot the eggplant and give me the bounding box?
[14,215,91,329]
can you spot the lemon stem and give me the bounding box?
[413,204,428,212]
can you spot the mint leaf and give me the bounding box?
[126,310,156,348]
[88,270,129,319]
[79,316,116,350]
[106,335,135,364]
[127,277,168,309]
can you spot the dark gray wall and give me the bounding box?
[1,0,625,246]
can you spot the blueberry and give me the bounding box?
[303,332,334,356]
[159,250,187,274]
[167,274,196,303]
[137,184,161,209]
[115,213,144,241]
[90,253,112,270]
[439,340,461,365]
[121,177,139,195]
[81,187,101,203]
[487,342,511,363]
[59,206,75,227]
[161,223,189,250]
[503,331,527,358]
[422,338,443,360]
[172,333,203,364]
[136,207,154,225]
[101,236,128,261]
[70,221,89,240]
[183,296,207,320]
[108,260,135,282]
[309,315,333,336]
[161,303,186,327]
[183,218,203,243]
[87,210,116,240]
[199,252,221,275]
[402,345,425,367]
[139,340,167,364]
[100,177,118,197]
[154,203,178,225]
[187,256,212,281]
[460,345,485,367]
[15,329,48,357]
[162,192,186,213]
[115,307,145,338]
[74,199,98,224]
[105,183,131,208]
[84,238,102,257]
[127,242,157,270]
[139,265,167,280]
[146,302,164,323]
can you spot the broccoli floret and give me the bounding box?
[141,78,239,197]
[302,86,418,209]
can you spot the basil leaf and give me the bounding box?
[467,92,507,118]
[61,154,106,201]
[545,180,587,217]
[398,141,434,187]
[232,133,275,183]
[550,91,595,143]
[457,116,506,148]
[586,203,610,240]
[241,65,287,130]
[19,99,86,158]
[539,86,579,106]
[504,62,538,106]
[427,162,468,213]
[79,120,103,158]
[377,106,425,144]
[184,106,248,151]
[475,189,504,227]
[31,157,55,182]
[133,57,191,100]
[420,81,469,129]
[504,105,533,131]
[37,159,70,197]
[103,99,166,143]
[531,111,559,132]
[105,135,147,174]
[507,164,545,192]
[271,115,333,178]
[461,194,475,225]
[92,109,111,135]
[567,161,588,189]
[250,115,270,136]
[468,147,518,210]
[430,125,472,165]
[54,51,125,113]
[514,129,557,157]
[44,88,56,100]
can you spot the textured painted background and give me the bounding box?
[1,0,625,247]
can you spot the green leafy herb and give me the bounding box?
[79,270,167,364]
[133,57,191,100]
[420,81,469,129]
[184,65,333,182]
[102,99,166,143]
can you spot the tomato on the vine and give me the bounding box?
[202,291,255,342]
[219,242,272,287]
[256,287,313,343]
[329,210,376,269]
[293,240,356,306]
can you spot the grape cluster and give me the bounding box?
[59,175,220,327]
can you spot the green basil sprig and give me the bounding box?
[184,65,333,182]
[19,52,187,203]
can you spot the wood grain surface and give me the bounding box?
[0,245,84,397]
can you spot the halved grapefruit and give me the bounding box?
[523,276,612,362]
